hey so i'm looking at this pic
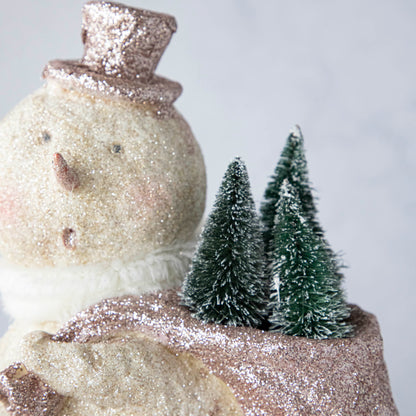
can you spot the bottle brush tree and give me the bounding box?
[261,126,344,280]
[182,157,269,327]
[260,126,323,257]
[269,179,352,339]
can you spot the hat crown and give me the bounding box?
[81,1,177,82]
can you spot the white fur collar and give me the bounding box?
[0,241,195,325]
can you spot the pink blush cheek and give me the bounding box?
[127,182,172,215]
[0,188,20,225]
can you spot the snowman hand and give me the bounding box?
[0,361,65,416]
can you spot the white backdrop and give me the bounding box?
[0,1,414,414]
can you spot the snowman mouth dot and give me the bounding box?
[62,228,76,250]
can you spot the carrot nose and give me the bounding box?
[52,153,80,191]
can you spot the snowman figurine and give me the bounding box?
[0,1,206,366]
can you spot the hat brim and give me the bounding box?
[43,60,183,109]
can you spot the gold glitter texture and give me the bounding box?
[17,331,243,416]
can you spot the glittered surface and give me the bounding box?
[41,289,397,416]
[16,331,243,416]
[43,1,182,111]
[0,363,64,416]
[0,81,206,267]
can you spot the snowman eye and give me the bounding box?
[111,144,123,154]
[42,131,51,143]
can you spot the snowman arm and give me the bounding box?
[13,329,241,415]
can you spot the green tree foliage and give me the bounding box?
[260,126,322,258]
[182,158,269,327]
[261,126,344,281]
[269,179,352,339]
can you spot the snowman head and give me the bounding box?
[0,2,206,268]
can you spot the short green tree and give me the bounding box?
[182,157,269,327]
[269,179,352,339]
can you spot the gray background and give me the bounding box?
[0,1,414,414]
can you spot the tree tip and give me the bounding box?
[228,156,247,171]
[289,125,303,141]
[231,155,244,164]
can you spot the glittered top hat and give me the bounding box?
[43,1,182,107]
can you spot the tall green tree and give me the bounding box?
[269,179,352,339]
[182,157,269,327]
[260,126,322,258]
[261,126,344,281]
